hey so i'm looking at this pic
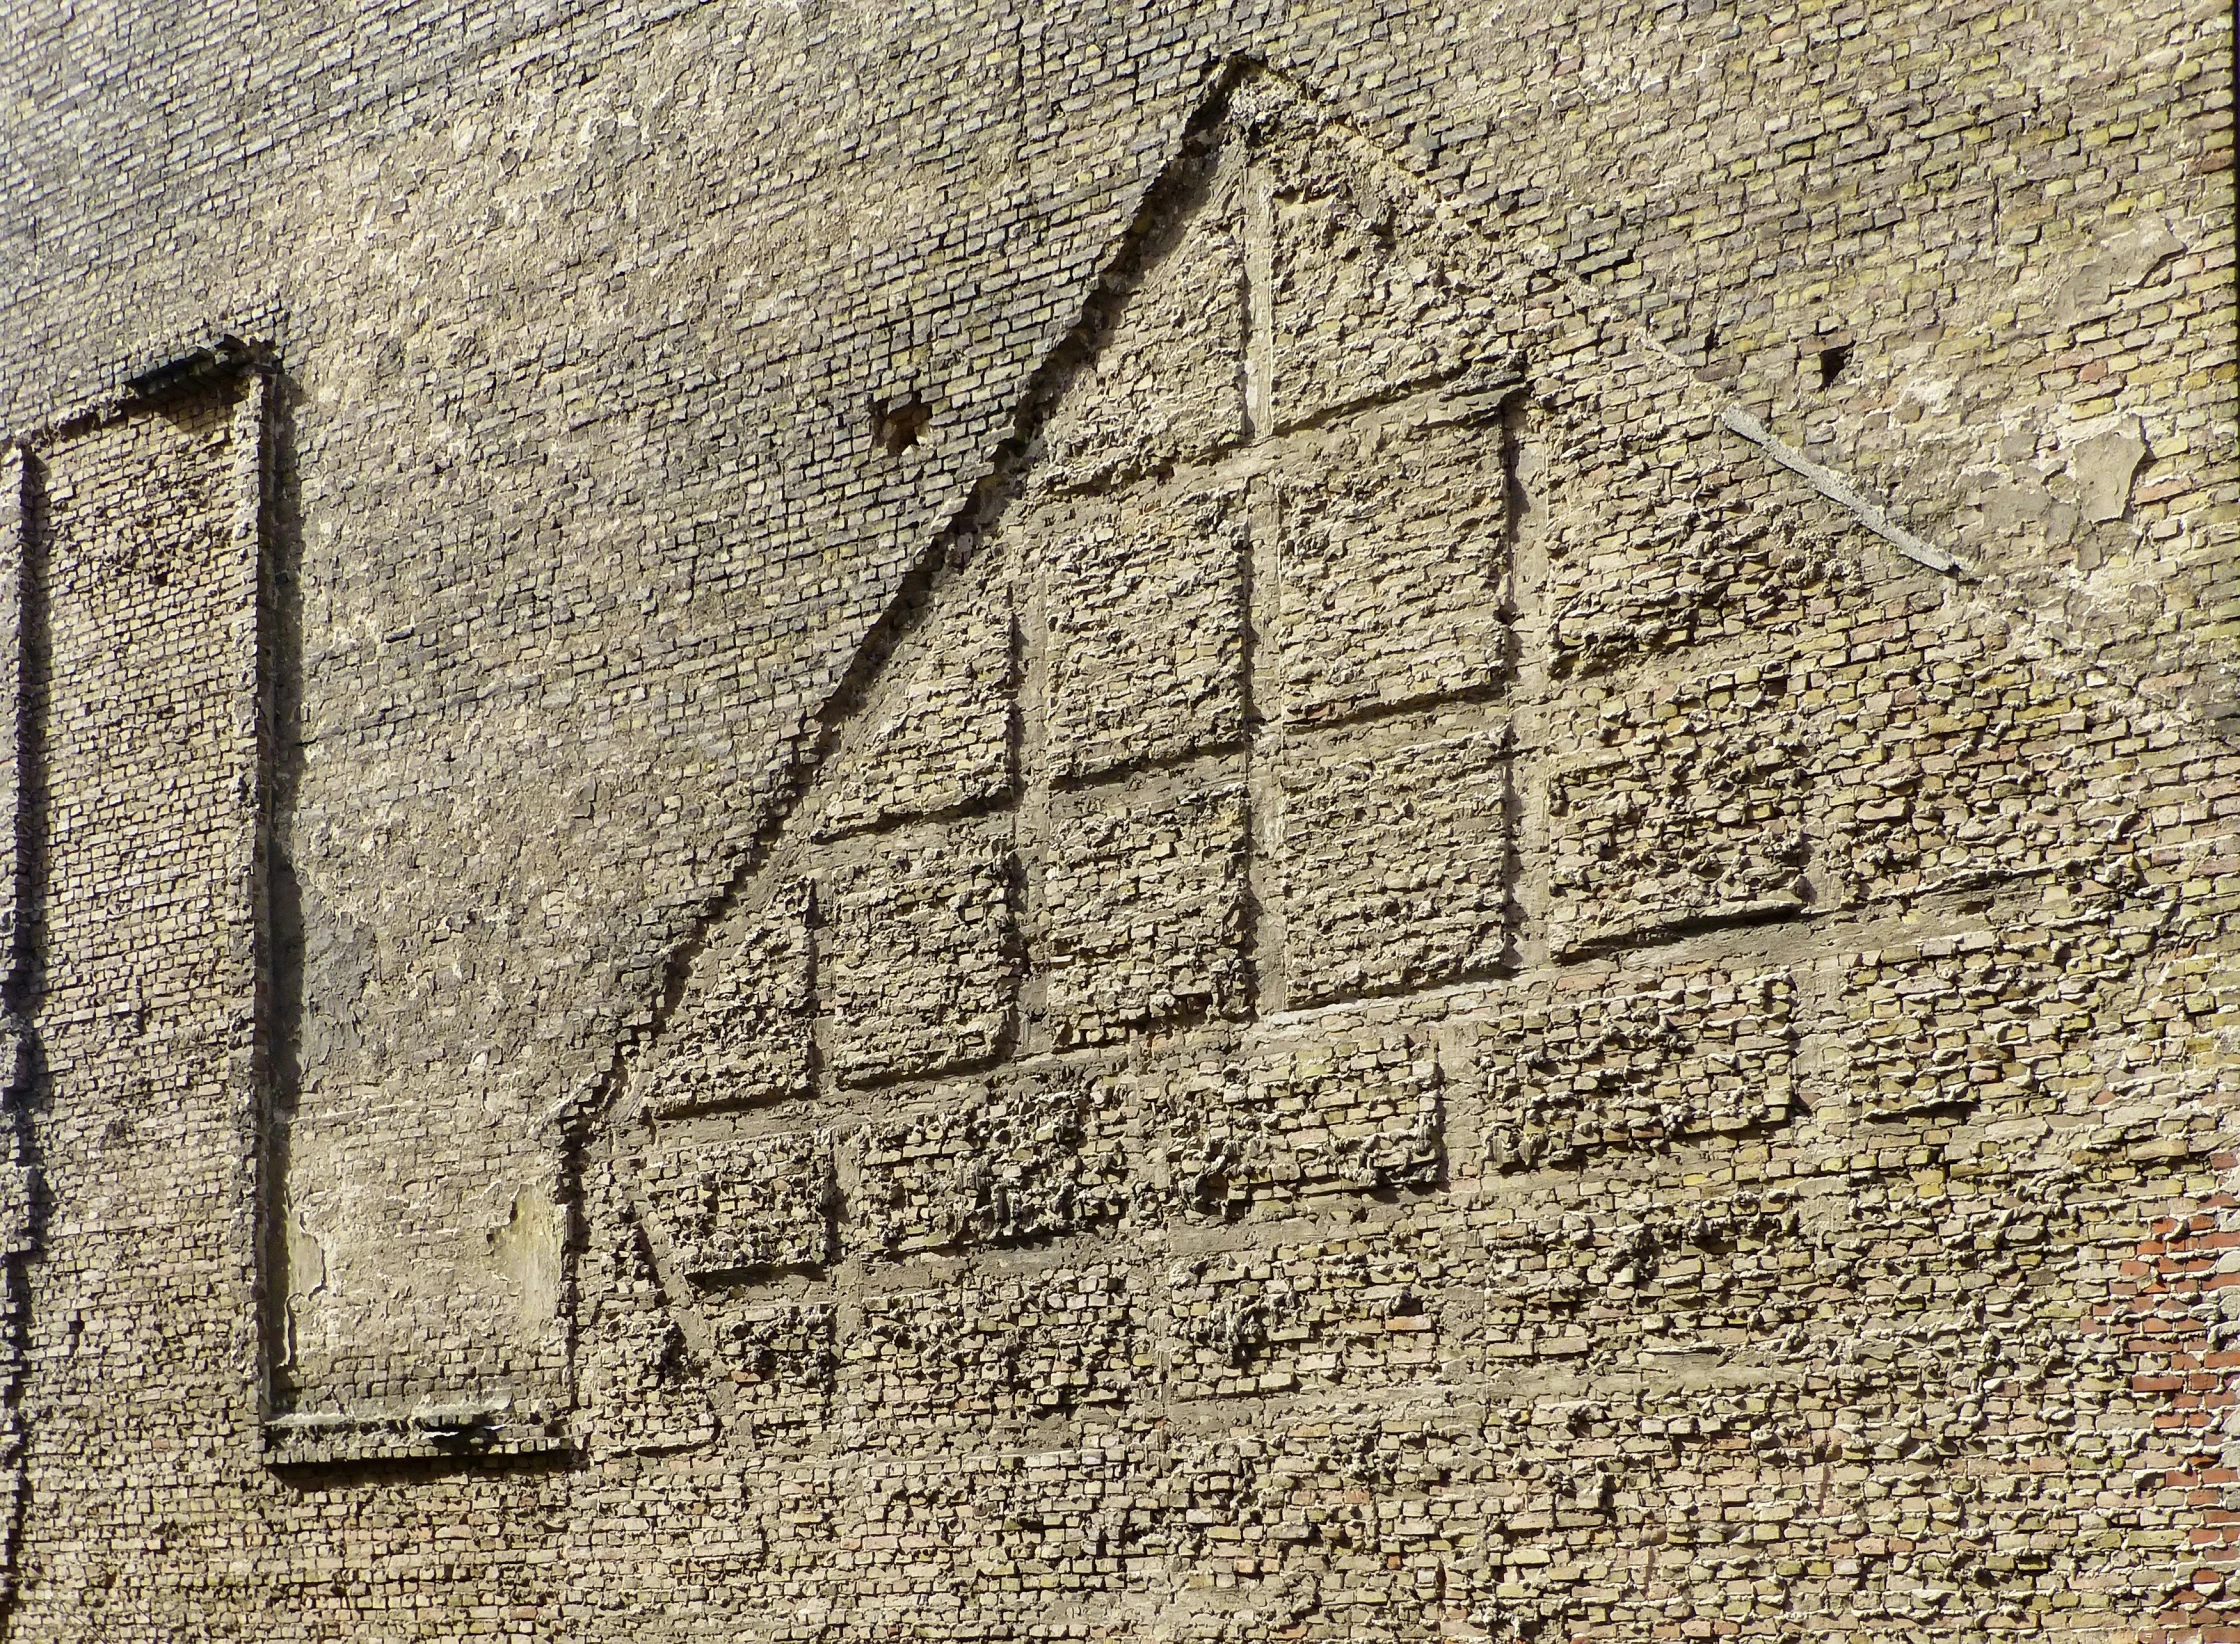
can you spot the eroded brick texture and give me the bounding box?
[570,84,2238,1644]
[821,819,1019,1083]
[848,1072,1133,1256]
[1277,720,1515,1004]
[1039,781,1251,1044]
[1036,477,1250,781]
[814,584,1017,840]
[1268,418,1511,726]
[629,882,814,1118]
[0,19,2232,1643]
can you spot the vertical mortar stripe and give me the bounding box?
[1239,159,1285,1017]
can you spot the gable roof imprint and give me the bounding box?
[556,67,2237,1508]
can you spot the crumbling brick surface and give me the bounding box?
[631,883,814,1118]
[1462,963,1799,1171]
[1267,417,1511,727]
[1036,477,1249,781]
[638,1125,836,1277]
[1276,719,1514,1005]
[1545,665,1814,955]
[1033,155,1248,492]
[820,819,1019,1083]
[0,19,2231,1643]
[814,587,1017,840]
[849,1071,1134,1256]
[1038,779,1251,1044]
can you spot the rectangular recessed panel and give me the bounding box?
[1276,720,1513,1007]
[25,380,333,1476]
[822,819,1019,1084]
[640,1127,836,1278]
[1269,421,1510,726]
[1039,781,1250,1045]
[1544,665,1812,956]
[1038,480,1248,782]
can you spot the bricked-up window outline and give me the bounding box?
[6,351,293,1486]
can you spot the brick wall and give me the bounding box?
[0,3,2230,1638]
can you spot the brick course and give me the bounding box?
[0,13,2230,1642]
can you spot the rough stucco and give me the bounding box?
[0,0,2233,1638]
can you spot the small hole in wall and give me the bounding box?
[1818,343,1853,389]
[871,394,930,455]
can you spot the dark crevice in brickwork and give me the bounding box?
[1495,386,1533,977]
[869,392,931,456]
[1235,501,1269,1021]
[1547,899,1822,965]
[120,335,259,404]
[261,1446,578,1493]
[3,451,44,1016]
[257,370,307,1428]
[1043,737,1252,795]
[1275,679,1518,742]
[682,1258,832,1291]
[0,444,46,1615]
[1262,365,1524,443]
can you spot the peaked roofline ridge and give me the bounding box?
[548,48,2225,1150]
[1256,59,2240,748]
[1244,55,2240,759]
[545,57,1263,1148]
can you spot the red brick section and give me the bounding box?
[2108,1171,2240,1643]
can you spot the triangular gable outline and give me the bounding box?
[551,60,2206,1448]
[563,55,1984,1135]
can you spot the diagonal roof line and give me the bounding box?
[1265,59,2240,746]
[544,55,1259,1144]
[1241,54,1972,583]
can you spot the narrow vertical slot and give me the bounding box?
[1012,518,1054,1057]
[1241,164,1277,445]
[1499,385,1549,972]
[0,446,28,1006]
[0,441,40,1605]
[234,370,280,1432]
[1239,164,1286,1018]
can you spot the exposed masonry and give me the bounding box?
[0,359,273,1621]
[481,67,2233,1641]
[0,446,35,1611]
[0,25,2232,1644]
[1716,409,1966,580]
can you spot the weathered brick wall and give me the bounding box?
[0,0,2231,1639]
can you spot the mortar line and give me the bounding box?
[1240,158,1287,1025]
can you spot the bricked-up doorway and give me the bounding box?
[4,353,272,1617]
